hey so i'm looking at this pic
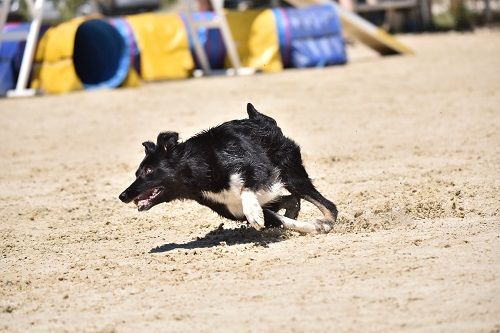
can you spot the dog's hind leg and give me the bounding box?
[261,191,334,234]
[262,196,299,229]
[265,195,301,220]
[263,209,332,234]
[281,170,338,234]
[262,190,336,234]
[292,185,338,233]
[302,187,338,224]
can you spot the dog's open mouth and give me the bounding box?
[133,187,164,211]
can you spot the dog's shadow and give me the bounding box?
[149,224,289,253]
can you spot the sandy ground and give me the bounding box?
[0,30,499,333]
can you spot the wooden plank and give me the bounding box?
[354,0,417,12]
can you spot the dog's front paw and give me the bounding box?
[241,190,265,231]
[248,209,265,231]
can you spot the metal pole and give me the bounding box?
[185,0,212,74]
[0,0,12,49]
[484,0,491,23]
[211,0,242,70]
[7,0,44,97]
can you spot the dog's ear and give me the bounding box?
[247,102,259,119]
[142,141,156,155]
[157,131,179,153]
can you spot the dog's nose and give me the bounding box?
[119,191,128,203]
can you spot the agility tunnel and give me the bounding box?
[126,13,193,81]
[31,17,87,94]
[2,3,413,95]
[31,17,141,94]
[225,9,282,72]
[23,5,349,94]
[272,5,347,68]
[185,6,347,72]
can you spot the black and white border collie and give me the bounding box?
[119,103,338,234]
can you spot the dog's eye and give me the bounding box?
[145,168,153,176]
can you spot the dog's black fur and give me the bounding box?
[119,103,337,232]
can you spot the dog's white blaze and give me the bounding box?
[201,173,288,218]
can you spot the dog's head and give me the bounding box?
[118,131,181,211]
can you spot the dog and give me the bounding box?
[119,103,338,234]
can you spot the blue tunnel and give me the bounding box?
[273,5,347,68]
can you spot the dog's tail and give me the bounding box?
[247,103,277,126]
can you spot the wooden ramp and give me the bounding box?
[284,0,413,55]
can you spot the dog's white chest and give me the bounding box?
[201,174,287,218]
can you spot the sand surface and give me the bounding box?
[1,30,499,332]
